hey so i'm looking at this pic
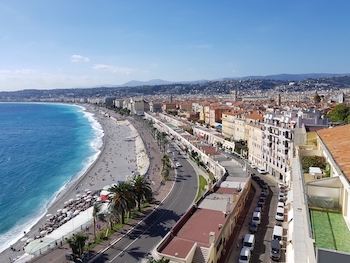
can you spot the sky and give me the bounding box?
[1,1,350,91]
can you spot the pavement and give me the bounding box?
[26,114,175,263]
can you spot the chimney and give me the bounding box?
[218,224,223,230]
[209,231,215,244]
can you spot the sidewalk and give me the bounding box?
[28,117,175,263]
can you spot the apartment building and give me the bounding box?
[247,122,264,169]
[155,173,251,263]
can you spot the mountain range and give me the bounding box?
[112,73,348,88]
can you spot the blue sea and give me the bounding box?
[0,103,103,252]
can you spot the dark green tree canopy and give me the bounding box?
[327,103,350,123]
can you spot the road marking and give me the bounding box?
[108,171,186,262]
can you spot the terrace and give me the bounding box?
[310,209,350,253]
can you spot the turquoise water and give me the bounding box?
[0,103,103,252]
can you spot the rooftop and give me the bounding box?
[317,125,350,181]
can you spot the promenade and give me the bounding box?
[22,111,173,263]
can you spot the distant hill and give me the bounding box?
[235,73,348,81]
[121,79,174,87]
[89,73,350,89]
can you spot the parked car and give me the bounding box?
[249,221,258,233]
[258,197,265,206]
[175,162,182,167]
[278,182,286,190]
[243,234,256,251]
[270,239,281,260]
[277,202,284,209]
[239,247,251,263]
[254,206,262,213]
[275,207,284,221]
[257,168,268,174]
[278,192,287,202]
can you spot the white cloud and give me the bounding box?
[0,68,99,91]
[93,64,134,75]
[71,55,90,62]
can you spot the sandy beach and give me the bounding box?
[0,105,150,263]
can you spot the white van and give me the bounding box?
[272,225,283,241]
[275,207,284,221]
[252,211,261,225]
[243,234,255,251]
[239,247,251,263]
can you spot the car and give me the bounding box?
[275,207,284,221]
[254,206,262,213]
[260,192,266,198]
[277,202,284,209]
[258,197,265,206]
[250,164,257,169]
[249,221,258,233]
[278,182,286,190]
[175,162,182,167]
[270,239,281,260]
[239,247,251,263]
[166,149,171,153]
[252,212,261,225]
[257,168,268,174]
[278,193,286,202]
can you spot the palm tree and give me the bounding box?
[66,232,89,260]
[132,175,153,211]
[148,257,170,263]
[92,202,102,241]
[108,182,136,224]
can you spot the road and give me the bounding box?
[91,131,198,263]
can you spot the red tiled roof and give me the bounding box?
[200,146,220,155]
[176,208,226,245]
[317,125,350,181]
[161,238,195,259]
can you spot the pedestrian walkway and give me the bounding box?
[27,116,175,263]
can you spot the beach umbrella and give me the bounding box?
[46,214,52,217]
[57,209,62,213]
[85,189,90,192]
[76,194,81,198]
[21,237,28,242]
[40,230,47,236]
[102,185,111,190]
[26,238,34,244]
[62,208,68,213]
[69,199,74,203]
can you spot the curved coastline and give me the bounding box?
[0,104,144,262]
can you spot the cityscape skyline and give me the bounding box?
[1,1,350,91]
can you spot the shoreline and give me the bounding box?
[0,104,149,263]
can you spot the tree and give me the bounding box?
[66,232,89,260]
[92,202,102,241]
[109,182,136,224]
[327,103,350,123]
[148,258,170,263]
[132,175,153,211]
